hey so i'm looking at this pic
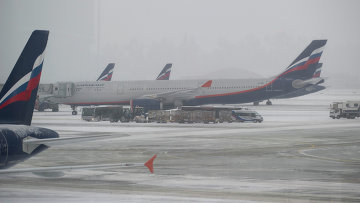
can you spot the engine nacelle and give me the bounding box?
[52,82,75,98]
[292,77,324,89]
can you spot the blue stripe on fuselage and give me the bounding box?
[186,79,295,105]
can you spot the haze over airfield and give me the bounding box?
[0,0,359,88]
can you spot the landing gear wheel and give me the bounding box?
[52,106,59,112]
[38,104,45,112]
[253,101,259,106]
[72,110,77,115]
[266,100,272,105]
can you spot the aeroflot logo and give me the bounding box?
[0,53,44,110]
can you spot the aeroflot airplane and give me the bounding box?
[49,40,327,111]
[0,30,156,173]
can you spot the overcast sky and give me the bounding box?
[1,0,359,88]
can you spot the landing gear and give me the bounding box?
[159,100,163,110]
[71,105,77,115]
[174,100,183,109]
[266,100,272,105]
[253,101,259,106]
[52,104,59,112]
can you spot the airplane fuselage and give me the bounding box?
[50,76,301,107]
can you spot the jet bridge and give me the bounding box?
[52,82,75,98]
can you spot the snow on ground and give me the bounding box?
[1,88,360,202]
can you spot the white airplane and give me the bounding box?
[0,30,156,173]
[49,40,327,114]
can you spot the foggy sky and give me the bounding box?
[1,0,360,88]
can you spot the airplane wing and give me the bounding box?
[0,155,157,174]
[142,80,212,101]
[22,133,129,154]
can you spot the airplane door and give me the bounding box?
[117,83,125,95]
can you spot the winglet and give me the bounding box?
[144,154,157,173]
[201,80,212,88]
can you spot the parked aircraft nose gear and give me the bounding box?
[71,105,78,115]
[266,100,272,105]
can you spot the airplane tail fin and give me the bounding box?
[156,63,172,80]
[144,154,157,173]
[97,63,115,81]
[278,40,327,80]
[0,30,49,125]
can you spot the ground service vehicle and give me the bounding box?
[330,101,360,119]
[35,97,59,112]
[148,110,170,123]
[149,107,235,123]
[231,109,263,123]
[82,106,131,122]
[181,106,238,123]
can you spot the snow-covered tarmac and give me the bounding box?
[1,89,360,202]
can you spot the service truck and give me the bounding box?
[81,106,131,122]
[330,101,360,119]
[231,109,263,123]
